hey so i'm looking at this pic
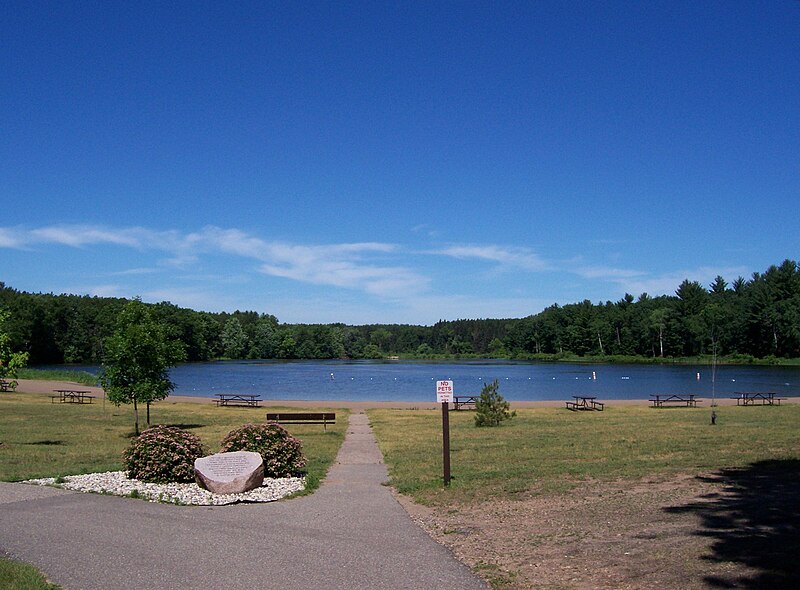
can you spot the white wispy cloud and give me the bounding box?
[6,222,748,323]
[1,225,183,251]
[177,226,426,295]
[109,267,162,276]
[1,223,429,300]
[434,245,550,271]
[0,227,27,248]
[30,226,144,248]
[258,243,426,296]
[141,287,245,313]
[80,284,128,298]
[185,226,270,259]
[401,293,556,324]
[574,265,749,298]
[574,265,646,280]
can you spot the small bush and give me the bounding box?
[123,425,206,483]
[475,379,516,427]
[220,423,307,478]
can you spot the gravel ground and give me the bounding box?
[22,471,305,505]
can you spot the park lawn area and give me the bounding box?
[0,557,62,590]
[17,368,98,386]
[368,404,800,506]
[0,391,347,488]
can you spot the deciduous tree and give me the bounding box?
[0,309,29,388]
[100,299,185,435]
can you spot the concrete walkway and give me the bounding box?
[0,413,487,590]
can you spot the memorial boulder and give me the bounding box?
[194,451,264,494]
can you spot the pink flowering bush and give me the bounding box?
[123,425,206,483]
[220,423,307,478]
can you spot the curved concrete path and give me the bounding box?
[0,413,487,590]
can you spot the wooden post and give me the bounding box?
[442,401,451,486]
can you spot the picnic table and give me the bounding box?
[213,393,261,407]
[51,389,96,404]
[452,395,477,411]
[0,379,16,392]
[732,392,785,406]
[565,395,604,411]
[649,394,698,407]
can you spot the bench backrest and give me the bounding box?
[266,412,336,422]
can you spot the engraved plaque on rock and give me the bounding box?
[194,451,264,494]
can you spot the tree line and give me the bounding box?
[2,258,799,365]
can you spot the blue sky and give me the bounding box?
[2,1,798,325]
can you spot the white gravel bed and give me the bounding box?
[23,471,305,505]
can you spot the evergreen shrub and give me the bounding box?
[123,425,206,483]
[475,379,516,427]
[220,423,307,478]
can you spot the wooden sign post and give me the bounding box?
[436,380,453,486]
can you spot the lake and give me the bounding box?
[56,360,800,402]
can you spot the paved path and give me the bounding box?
[0,413,486,590]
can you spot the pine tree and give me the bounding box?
[474,379,516,427]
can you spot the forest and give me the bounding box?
[1,259,799,365]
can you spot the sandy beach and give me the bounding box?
[15,378,792,409]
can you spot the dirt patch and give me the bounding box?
[397,470,789,589]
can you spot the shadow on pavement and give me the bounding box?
[666,459,800,589]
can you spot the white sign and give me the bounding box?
[436,380,453,403]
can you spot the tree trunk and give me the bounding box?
[597,332,605,355]
[658,327,664,358]
[146,402,151,427]
[133,398,140,436]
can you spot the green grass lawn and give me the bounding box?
[0,391,347,489]
[368,404,800,505]
[0,558,62,590]
[17,368,99,386]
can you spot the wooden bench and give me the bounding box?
[650,394,698,407]
[214,394,261,407]
[266,412,336,430]
[0,379,16,392]
[452,395,477,410]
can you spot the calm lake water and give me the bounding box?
[58,360,800,402]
